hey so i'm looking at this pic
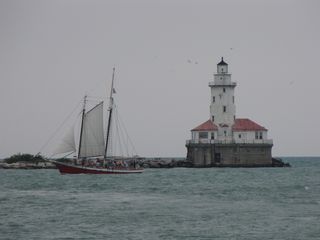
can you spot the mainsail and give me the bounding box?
[79,102,105,158]
[52,126,76,155]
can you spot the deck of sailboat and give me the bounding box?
[52,160,144,174]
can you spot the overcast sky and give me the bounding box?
[1,0,320,158]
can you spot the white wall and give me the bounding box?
[210,86,236,126]
[189,130,272,144]
[191,131,217,141]
[233,130,268,141]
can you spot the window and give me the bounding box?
[223,106,226,112]
[259,132,263,139]
[212,115,214,121]
[255,132,259,139]
[199,132,208,139]
[224,131,227,136]
[211,133,215,139]
[223,88,226,93]
[213,96,215,103]
[238,134,241,139]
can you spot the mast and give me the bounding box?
[78,95,87,158]
[104,67,115,159]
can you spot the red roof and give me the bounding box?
[192,120,218,131]
[232,118,267,131]
[191,118,267,132]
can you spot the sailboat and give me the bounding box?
[51,68,144,174]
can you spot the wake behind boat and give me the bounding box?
[50,68,143,174]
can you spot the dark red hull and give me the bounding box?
[52,161,144,174]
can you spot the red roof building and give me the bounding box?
[232,118,267,131]
[192,118,267,132]
[192,120,218,131]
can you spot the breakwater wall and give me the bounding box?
[0,157,289,169]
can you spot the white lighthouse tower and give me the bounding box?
[209,57,236,140]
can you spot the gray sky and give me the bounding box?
[1,0,320,158]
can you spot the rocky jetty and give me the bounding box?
[137,158,192,168]
[272,158,291,167]
[48,157,192,169]
[0,162,56,169]
[0,153,56,169]
[0,157,290,169]
[137,157,290,168]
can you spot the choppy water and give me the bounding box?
[0,157,320,240]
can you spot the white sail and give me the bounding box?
[79,102,105,158]
[52,126,76,155]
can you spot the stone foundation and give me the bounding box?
[186,143,273,167]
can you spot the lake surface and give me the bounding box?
[0,157,319,240]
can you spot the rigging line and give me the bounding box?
[49,150,74,159]
[115,108,130,156]
[119,123,128,157]
[118,109,130,156]
[114,108,122,156]
[86,98,104,105]
[119,120,134,156]
[85,101,103,114]
[115,107,129,157]
[119,112,129,156]
[113,105,120,157]
[116,107,138,156]
[37,99,82,155]
[86,95,103,99]
[114,108,124,157]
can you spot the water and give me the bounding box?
[1,157,320,240]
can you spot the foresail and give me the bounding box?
[79,102,105,158]
[52,126,76,155]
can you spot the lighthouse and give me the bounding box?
[186,58,275,167]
